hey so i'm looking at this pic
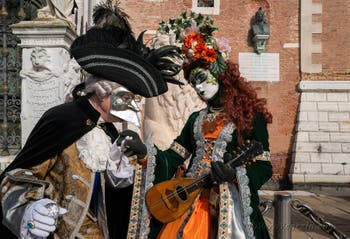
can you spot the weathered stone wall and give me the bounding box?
[291,81,350,184]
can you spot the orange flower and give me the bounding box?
[193,41,206,58]
[183,33,204,50]
[189,33,203,43]
[202,48,217,62]
[194,41,206,50]
[183,33,218,62]
[183,37,192,49]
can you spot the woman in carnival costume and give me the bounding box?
[143,12,273,239]
[0,2,181,239]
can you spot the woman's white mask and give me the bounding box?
[110,87,141,127]
[189,67,219,101]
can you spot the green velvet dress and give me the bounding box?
[146,108,272,239]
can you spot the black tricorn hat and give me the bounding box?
[70,1,182,98]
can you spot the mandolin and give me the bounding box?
[145,140,264,223]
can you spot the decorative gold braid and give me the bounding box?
[170,141,191,159]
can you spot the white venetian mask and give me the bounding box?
[189,67,219,101]
[109,87,142,127]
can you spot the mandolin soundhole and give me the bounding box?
[176,185,188,201]
[165,189,179,209]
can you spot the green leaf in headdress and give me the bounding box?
[200,25,218,37]
[205,16,215,25]
[169,18,175,25]
[209,54,227,78]
[190,11,196,18]
[195,13,204,26]
[158,21,167,33]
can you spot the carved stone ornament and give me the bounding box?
[20,47,72,145]
[63,58,81,102]
[143,32,206,149]
[37,0,76,30]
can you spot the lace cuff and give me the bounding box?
[170,141,190,159]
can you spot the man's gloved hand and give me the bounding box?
[23,198,67,238]
[117,130,147,159]
[211,161,236,184]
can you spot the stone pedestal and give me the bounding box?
[252,34,270,54]
[11,19,79,146]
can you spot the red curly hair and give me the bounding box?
[220,61,272,143]
[183,60,272,144]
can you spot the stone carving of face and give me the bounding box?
[189,67,219,101]
[30,48,50,71]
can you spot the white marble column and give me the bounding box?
[11,19,79,146]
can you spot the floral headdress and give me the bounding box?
[158,11,231,78]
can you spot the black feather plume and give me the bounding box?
[93,0,133,34]
[136,31,183,86]
[145,45,184,85]
[89,0,140,54]
[88,0,183,88]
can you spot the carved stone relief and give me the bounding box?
[63,58,81,102]
[143,33,206,149]
[20,47,75,145]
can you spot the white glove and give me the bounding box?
[107,138,135,188]
[21,198,67,238]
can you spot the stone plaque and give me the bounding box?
[24,78,61,119]
[238,53,279,82]
[21,76,63,145]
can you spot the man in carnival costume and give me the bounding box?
[137,12,273,239]
[0,1,181,239]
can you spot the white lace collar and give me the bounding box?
[76,117,112,172]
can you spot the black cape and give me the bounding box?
[0,96,132,239]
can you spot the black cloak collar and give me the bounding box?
[1,96,118,178]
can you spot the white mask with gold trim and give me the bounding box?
[189,67,219,101]
[110,87,141,127]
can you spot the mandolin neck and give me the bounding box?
[185,174,212,194]
[183,141,263,194]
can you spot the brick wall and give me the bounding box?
[121,0,301,180]
[322,0,350,72]
[290,0,350,185]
